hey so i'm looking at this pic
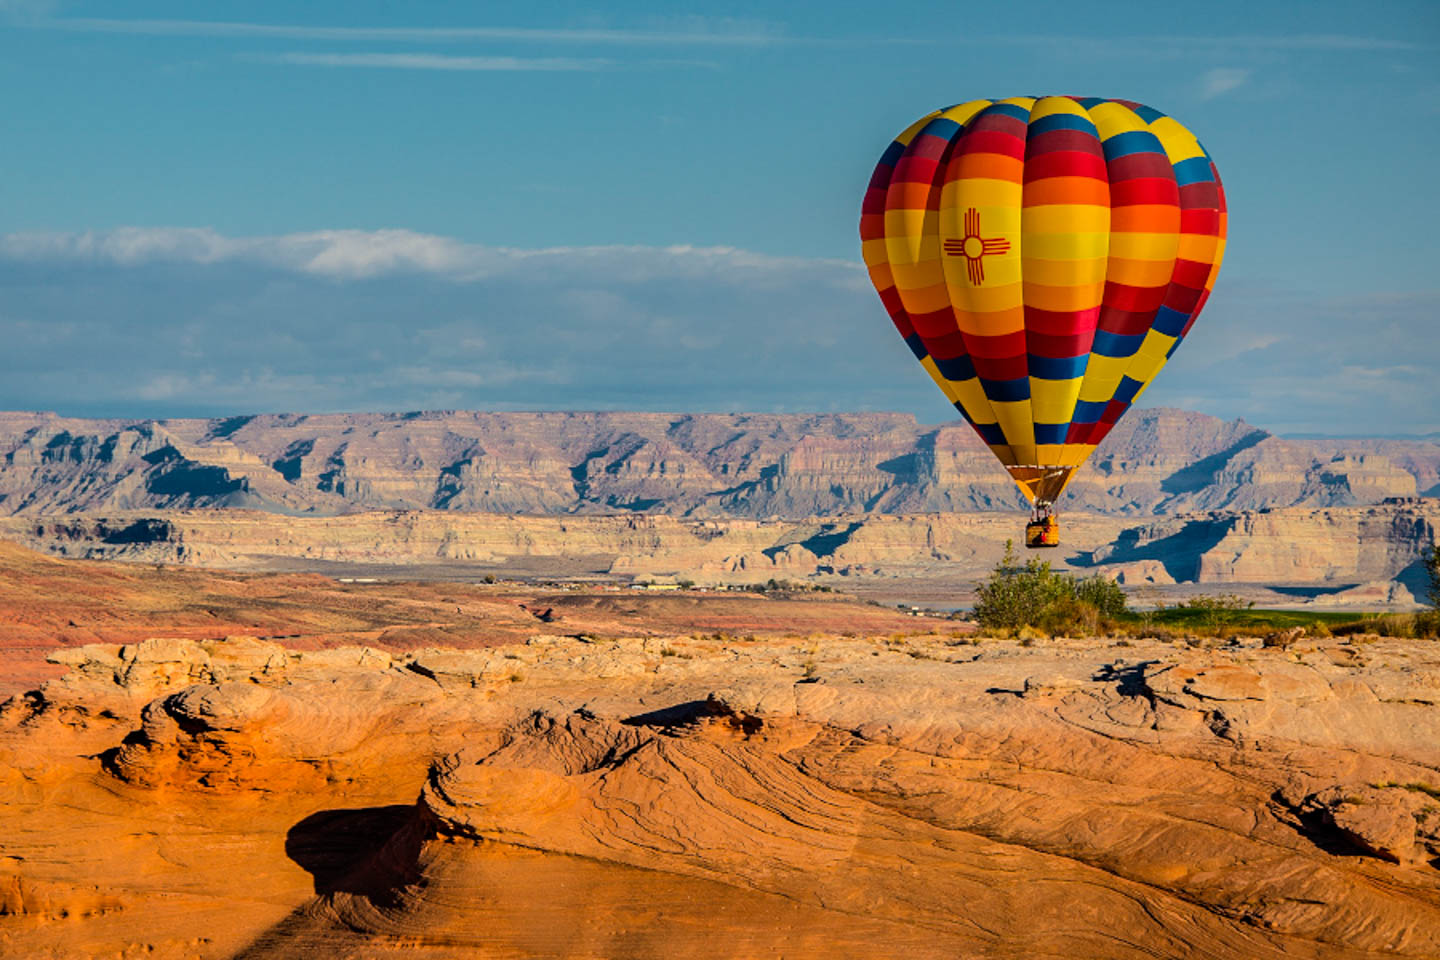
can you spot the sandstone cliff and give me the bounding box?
[1093,500,1440,597]
[5,499,1435,606]
[1,408,1431,518]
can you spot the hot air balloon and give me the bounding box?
[860,97,1226,547]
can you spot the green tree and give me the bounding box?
[972,541,1125,634]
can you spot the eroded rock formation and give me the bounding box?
[6,499,1436,603]
[2,408,1433,517]
[4,629,1440,959]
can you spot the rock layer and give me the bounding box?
[1,408,1433,518]
[6,499,1436,604]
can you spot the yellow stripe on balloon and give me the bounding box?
[1107,232,1181,261]
[883,209,937,264]
[1030,377,1084,423]
[1020,257,1109,286]
[1177,233,1220,262]
[1022,231,1109,260]
[1148,117,1206,164]
[938,100,993,126]
[990,400,1036,464]
[1084,101,1150,140]
[1076,354,1131,401]
[1125,329,1179,385]
[988,444,1018,467]
[1029,95,1091,121]
[861,239,893,270]
[951,376,998,425]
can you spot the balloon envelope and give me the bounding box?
[860,97,1226,506]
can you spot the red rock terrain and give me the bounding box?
[2,544,1439,959]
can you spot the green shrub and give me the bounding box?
[971,541,1127,636]
[1038,596,1100,637]
[1074,574,1128,619]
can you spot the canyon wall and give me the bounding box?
[1,408,1432,518]
[6,500,1435,602]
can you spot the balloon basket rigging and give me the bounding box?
[1024,507,1060,549]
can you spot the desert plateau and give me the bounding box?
[2,409,1437,610]
[3,535,1440,959]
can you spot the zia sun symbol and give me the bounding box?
[942,208,1011,286]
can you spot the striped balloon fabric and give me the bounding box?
[861,96,1226,508]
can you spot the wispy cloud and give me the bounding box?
[39,17,788,46]
[25,17,1427,58]
[2,228,1436,433]
[0,227,892,419]
[1199,67,1252,100]
[257,52,614,72]
[0,227,864,282]
[978,31,1427,58]
[0,0,56,20]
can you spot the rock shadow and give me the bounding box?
[1080,518,1233,582]
[1158,430,1268,496]
[622,698,762,735]
[284,803,417,896]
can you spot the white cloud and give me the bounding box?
[41,17,788,46]
[0,227,865,284]
[1198,67,1253,100]
[0,227,905,420]
[2,227,1436,434]
[259,52,613,72]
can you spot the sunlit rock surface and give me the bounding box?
[5,625,1440,959]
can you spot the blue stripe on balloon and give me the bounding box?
[1113,376,1145,404]
[1072,399,1108,423]
[879,140,906,166]
[1101,130,1161,160]
[1173,156,1214,186]
[1150,306,1189,338]
[1131,104,1167,123]
[1028,354,1089,380]
[1027,112,1096,137]
[975,421,1007,445]
[982,376,1031,403]
[1091,329,1144,358]
[933,352,975,381]
[986,102,1031,123]
[923,117,962,140]
[903,334,928,361]
[1034,423,1069,444]
[1075,97,1105,109]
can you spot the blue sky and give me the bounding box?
[1,0,1437,433]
